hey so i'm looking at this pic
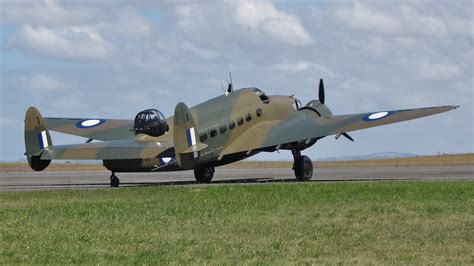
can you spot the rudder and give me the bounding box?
[24,106,52,171]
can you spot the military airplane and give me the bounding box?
[25,78,458,187]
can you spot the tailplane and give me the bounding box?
[173,102,207,170]
[24,106,52,171]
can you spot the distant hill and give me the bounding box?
[319,152,419,162]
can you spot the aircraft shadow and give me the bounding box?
[3,177,414,190]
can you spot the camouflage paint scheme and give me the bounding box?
[25,86,458,174]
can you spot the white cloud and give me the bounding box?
[275,61,334,77]
[181,42,217,59]
[417,62,462,80]
[1,0,108,26]
[174,1,314,47]
[98,10,153,40]
[10,25,116,62]
[233,1,314,46]
[18,73,64,92]
[400,5,447,37]
[334,2,402,34]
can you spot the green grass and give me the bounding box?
[1,181,473,264]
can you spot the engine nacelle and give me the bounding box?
[134,109,168,137]
[303,100,333,117]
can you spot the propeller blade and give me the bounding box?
[319,79,325,104]
[227,83,232,93]
[342,133,354,142]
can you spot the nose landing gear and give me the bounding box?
[292,150,313,181]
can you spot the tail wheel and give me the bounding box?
[294,156,313,181]
[194,167,215,183]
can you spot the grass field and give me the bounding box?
[1,181,473,264]
[1,153,473,173]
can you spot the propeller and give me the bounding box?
[319,79,325,104]
[227,72,233,93]
[319,78,354,142]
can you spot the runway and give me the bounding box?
[1,166,473,192]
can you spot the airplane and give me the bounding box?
[24,78,458,187]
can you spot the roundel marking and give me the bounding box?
[160,156,175,165]
[76,119,106,128]
[162,157,172,164]
[363,111,392,122]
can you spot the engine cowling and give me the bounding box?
[134,109,168,137]
[303,100,333,117]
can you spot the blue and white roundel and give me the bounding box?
[363,111,392,122]
[160,156,175,165]
[76,119,106,128]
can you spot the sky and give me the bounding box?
[0,0,473,162]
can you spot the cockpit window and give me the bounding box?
[250,87,270,104]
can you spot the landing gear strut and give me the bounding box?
[292,150,313,181]
[110,172,120,187]
[194,166,215,183]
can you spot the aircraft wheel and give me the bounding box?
[110,173,120,187]
[194,167,215,183]
[294,156,313,181]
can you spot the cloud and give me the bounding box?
[334,2,402,34]
[417,62,462,80]
[17,73,64,92]
[275,61,334,77]
[181,42,217,59]
[174,1,314,47]
[10,25,117,62]
[400,5,447,37]
[1,0,108,26]
[233,1,314,46]
[98,10,154,41]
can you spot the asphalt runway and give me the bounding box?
[1,166,473,192]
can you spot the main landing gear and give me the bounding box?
[292,150,313,181]
[110,172,120,187]
[194,166,215,183]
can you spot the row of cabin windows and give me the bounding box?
[200,108,263,142]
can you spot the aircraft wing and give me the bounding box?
[40,138,174,160]
[45,117,134,141]
[220,106,459,156]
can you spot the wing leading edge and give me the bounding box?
[220,105,459,156]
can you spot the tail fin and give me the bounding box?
[24,106,52,171]
[173,102,207,170]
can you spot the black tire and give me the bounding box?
[194,167,215,183]
[110,175,120,187]
[294,156,313,181]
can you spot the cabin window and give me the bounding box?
[220,125,227,134]
[210,129,218,138]
[250,87,270,104]
[245,113,252,122]
[199,132,208,142]
[256,108,263,117]
[229,121,236,130]
[237,117,244,126]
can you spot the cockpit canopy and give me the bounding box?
[250,87,270,104]
[134,109,168,137]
